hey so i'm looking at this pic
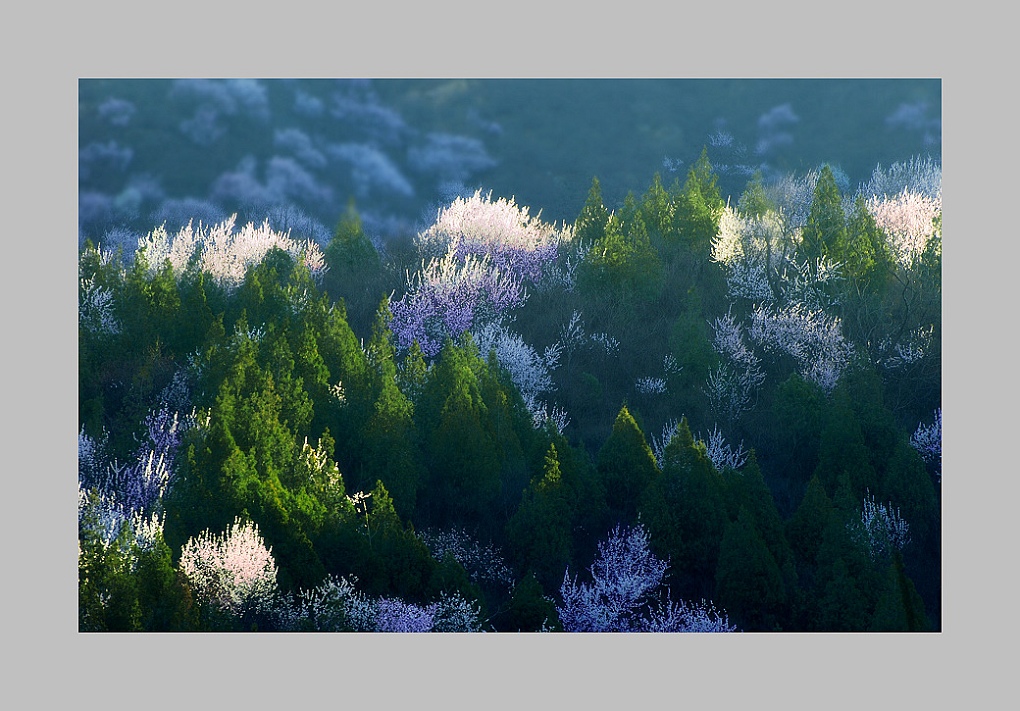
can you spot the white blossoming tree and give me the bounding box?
[557,524,735,633]
[178,517,281,625]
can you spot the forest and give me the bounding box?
[78,80,941,633]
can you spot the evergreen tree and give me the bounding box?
[673,147,724,256]
[596,405,659,526]
[714,507,788,631]
[638,417,726,600]
[801,165,846,262]
[505,443,574,593]
[573,176,611,246]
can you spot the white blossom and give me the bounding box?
[853,491,911,559]
[135,214,328,291]
[749,302,854,394]
[79,276,120,335]
[635,377,667,395]
[419,527,514,588]
[866,189,941,269]
[701,425,748,472]
[178,517,280,619]
[557,524,735,633]
[910,407,942,481]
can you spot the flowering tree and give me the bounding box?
[135,214,327,291]
[866,189,941,270]
[177,517,280,620]
[388,248,526,357]
[418,527,514,590]
[471,321,569,432]
[285,575,484,632]
[748,302,854,394]
[910,407,942,481]
[700,425,749,473]
[557,524,735,632]
[416,189,570,284]
[852,491,911,560]
[79,371,200,518]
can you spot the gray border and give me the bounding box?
[8,0,1007,706]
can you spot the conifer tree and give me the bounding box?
[801,165,846,262]
[597,405,659,526]
[573,176,610,246]
[506,443,574,592]
[714,507,787,631]
[673,147,724,256]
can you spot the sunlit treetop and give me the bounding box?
[416,189,572,284]
[135,214,327,291]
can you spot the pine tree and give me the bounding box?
[673,147,724,256]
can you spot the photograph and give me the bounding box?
[76,78,943,635]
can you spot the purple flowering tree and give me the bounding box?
[557,524,736,633]
[910,407,942,481]
[388,248,526,357]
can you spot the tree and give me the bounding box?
[673,147,724,256]
[557,524,734,632]
[324,199,384,336]
[505,443,574,592]
[714,507,787,631]
[639,417,726,601]
[596,405,659,526]
[800,164,846,263]
[178,517,281,630]
[573,176,611,246]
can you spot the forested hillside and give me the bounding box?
[78,148,941,632]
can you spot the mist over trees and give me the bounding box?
[79,79,941,632]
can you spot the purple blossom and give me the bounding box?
[374,598,437,633]
[388,249,526,357]
[557,524,735,633]
[911,407,942,480]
